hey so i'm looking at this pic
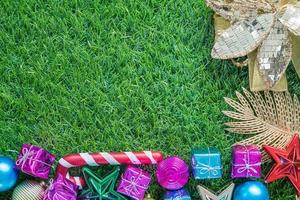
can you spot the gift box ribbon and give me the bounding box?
[16,145,52,171]
[195,163,221,177]
[233,146,261,177]
[194,148,222,178]
[121,170,150,197]
[46,176,78,200]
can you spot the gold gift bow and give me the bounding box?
[213,0,300,91]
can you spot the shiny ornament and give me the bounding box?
[233,181,269,200]
[12,180,46,200]
[156,156,189,190]
[164,188,191,200]
[264,134,300,197]
[0,156,18,192]
[144,194,154,200]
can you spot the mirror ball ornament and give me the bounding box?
[12,180,46,200]
[233,181,270,200]
[0,156,18,192]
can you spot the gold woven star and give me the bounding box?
[197,183,235,200]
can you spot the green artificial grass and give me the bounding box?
[0,0,299,199]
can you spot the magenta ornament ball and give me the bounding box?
[156,156,189,190]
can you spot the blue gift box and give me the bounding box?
[164,188,191,200]
[191,147,222,179]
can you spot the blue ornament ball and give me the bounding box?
[0,156,18,192]
[233,181,270,200]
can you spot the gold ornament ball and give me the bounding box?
[12,180,46,200]
[144,194,155,200]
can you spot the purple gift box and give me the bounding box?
[231,144,262,178]
[16,144,55,179]
[43,173,79,200]
[117,166,151,200]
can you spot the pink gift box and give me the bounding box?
[16,144,55,179]
[231,144,262,178]
[44,174,78,200]
[117,166,151,200]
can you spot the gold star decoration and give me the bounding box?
[197,183,235,200]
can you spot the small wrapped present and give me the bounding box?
[43,174,79,200]
[231,144,262,178]
[117,166,151,200]
[16,144,55,179]
[191,147,222,179]
[164,188,191,200]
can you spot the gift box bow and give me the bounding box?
[233,146,261,176]
[45,174,78,200]
[120,169,151,197]
[16,145,53,172]
[194,162,222,176]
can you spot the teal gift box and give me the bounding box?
[191,147,222,179]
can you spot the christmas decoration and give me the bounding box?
[56,151,163,188]
[191,147,222,179]
[0,156,18,192]
[233,181,269,200]
[43,174,78,200]
[12,180,46,200]
[206,0,300,91]
[15,144,55,179]
[144,194,154,200]
[223,88,300,162]
[77,167,127,200]
[231,144,261,178]
[117,166,151,200]
[197,183,234,200]
[264,134,300,197]
[164,188,191,200]
[156,156,189,190]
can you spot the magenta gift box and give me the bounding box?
[231,144,262,178]
[117,166,151,200]
[16,144,55,179]
[43,173,78,200]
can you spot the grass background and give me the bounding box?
[0,0,299,199]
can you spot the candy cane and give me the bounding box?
[56,151,163,188]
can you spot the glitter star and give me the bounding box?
[197,183,234,200]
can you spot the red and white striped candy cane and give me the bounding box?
[56,151,163,188]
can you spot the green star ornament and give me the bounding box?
[197,183,235,200]
[79,167,127,200]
